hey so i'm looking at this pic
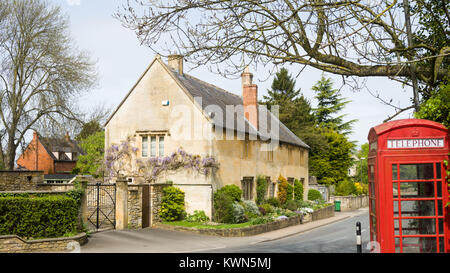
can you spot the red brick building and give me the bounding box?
[16,131,84,175]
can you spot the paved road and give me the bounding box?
[81,209,370,253]
[205,211,371,253]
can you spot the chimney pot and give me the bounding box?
[168,54,184,75]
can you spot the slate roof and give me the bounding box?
[169,69,310,149]
[39,136,85,161]
[105,56,309,149]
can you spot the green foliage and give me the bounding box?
[258,203,273,215]
[286,182,294,202]
[353,143,369,184]
[309,128,355,186]
[308,189,323,201]
[159,186,186,222]
[294,179,304,201]
[73,131,105,177]
[334,180,357,196]
[284,199,299,211]
[266,197,281,208]
[242,200,261,219]
[415,83,450,128]
[255,175,267,205]
[261,68,316,134]
[185,210,210,223]
[213,191,234,224]
[0,195,79,239]
[76,120,103,141]
[214,185,242,203]
[312,74,356,135]
[277,175,289,205]
[231,202,247,224]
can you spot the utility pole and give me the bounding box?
[402,0,420,112]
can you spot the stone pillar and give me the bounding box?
[115,177,128,230]
[78,177,89,229]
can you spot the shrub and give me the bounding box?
[213,191,234,223]
[214,185,242,202]
[334,180,357,196]
[294,179,304,201]
[266,197,281,208]
[284,199,298,211]
[250,216,275,225]
[0,195,79,239]
[231,202,247,223]
[286,182,294,201]
[277,175,289,205]
[259,203,273,215]
[242,200,261,218]
[308,189,323,201]
[159,186,186,222]
[185,210,210,223]
[256,176,268,205]
[354,182,368,195]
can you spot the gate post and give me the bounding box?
[78,176,89,230]
[115,176,128,230]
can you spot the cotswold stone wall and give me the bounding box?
[0,233,87,253]
[128,185,143,229]
[0,171,44,191]
[330,195,368,212]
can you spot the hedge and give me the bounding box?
[0,195,79,239]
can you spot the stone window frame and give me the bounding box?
[241,176,254,200]
[138,132,167,158]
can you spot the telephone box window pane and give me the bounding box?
[399,164,434,180]
[401,218,436,235]
[437,181,442,197]
[437,200,443,216]
[394,219,400,235]
[400,200,436,216]
[370,182,375,198]
[439,237,444,253]
[401,237,437,253]
[393,201,399,217]
[439,219,444,235]
[392,165,397,180]
[435,163,441,179]
[371,199,376,214]
[393,183,398,198]
[399,182,435,198]
[395,238,401,253]
[369,165,374,181]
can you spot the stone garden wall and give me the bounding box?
[0,171,44,191]
[0,233,88,253]
[329,195,368,212]
[128,185,143,229]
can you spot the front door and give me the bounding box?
[391,162,447,253]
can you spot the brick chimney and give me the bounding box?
[33,131,39,170]
[65,131,70,142]
[241,66,258,130]
[168,54,184,75]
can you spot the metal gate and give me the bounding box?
[87,183,116,231]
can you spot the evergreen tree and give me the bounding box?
[312,75,356,135]
[261,68,315,133]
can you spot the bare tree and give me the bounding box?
[0,0,97,170]
[116,0,449,110]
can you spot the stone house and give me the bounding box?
[104,55,310,218]
[16,131,84,177]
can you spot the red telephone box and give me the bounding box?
[368,119,449,253]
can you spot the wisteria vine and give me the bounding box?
[104,137,219,183]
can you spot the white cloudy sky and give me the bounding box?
[59,0,415,147]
